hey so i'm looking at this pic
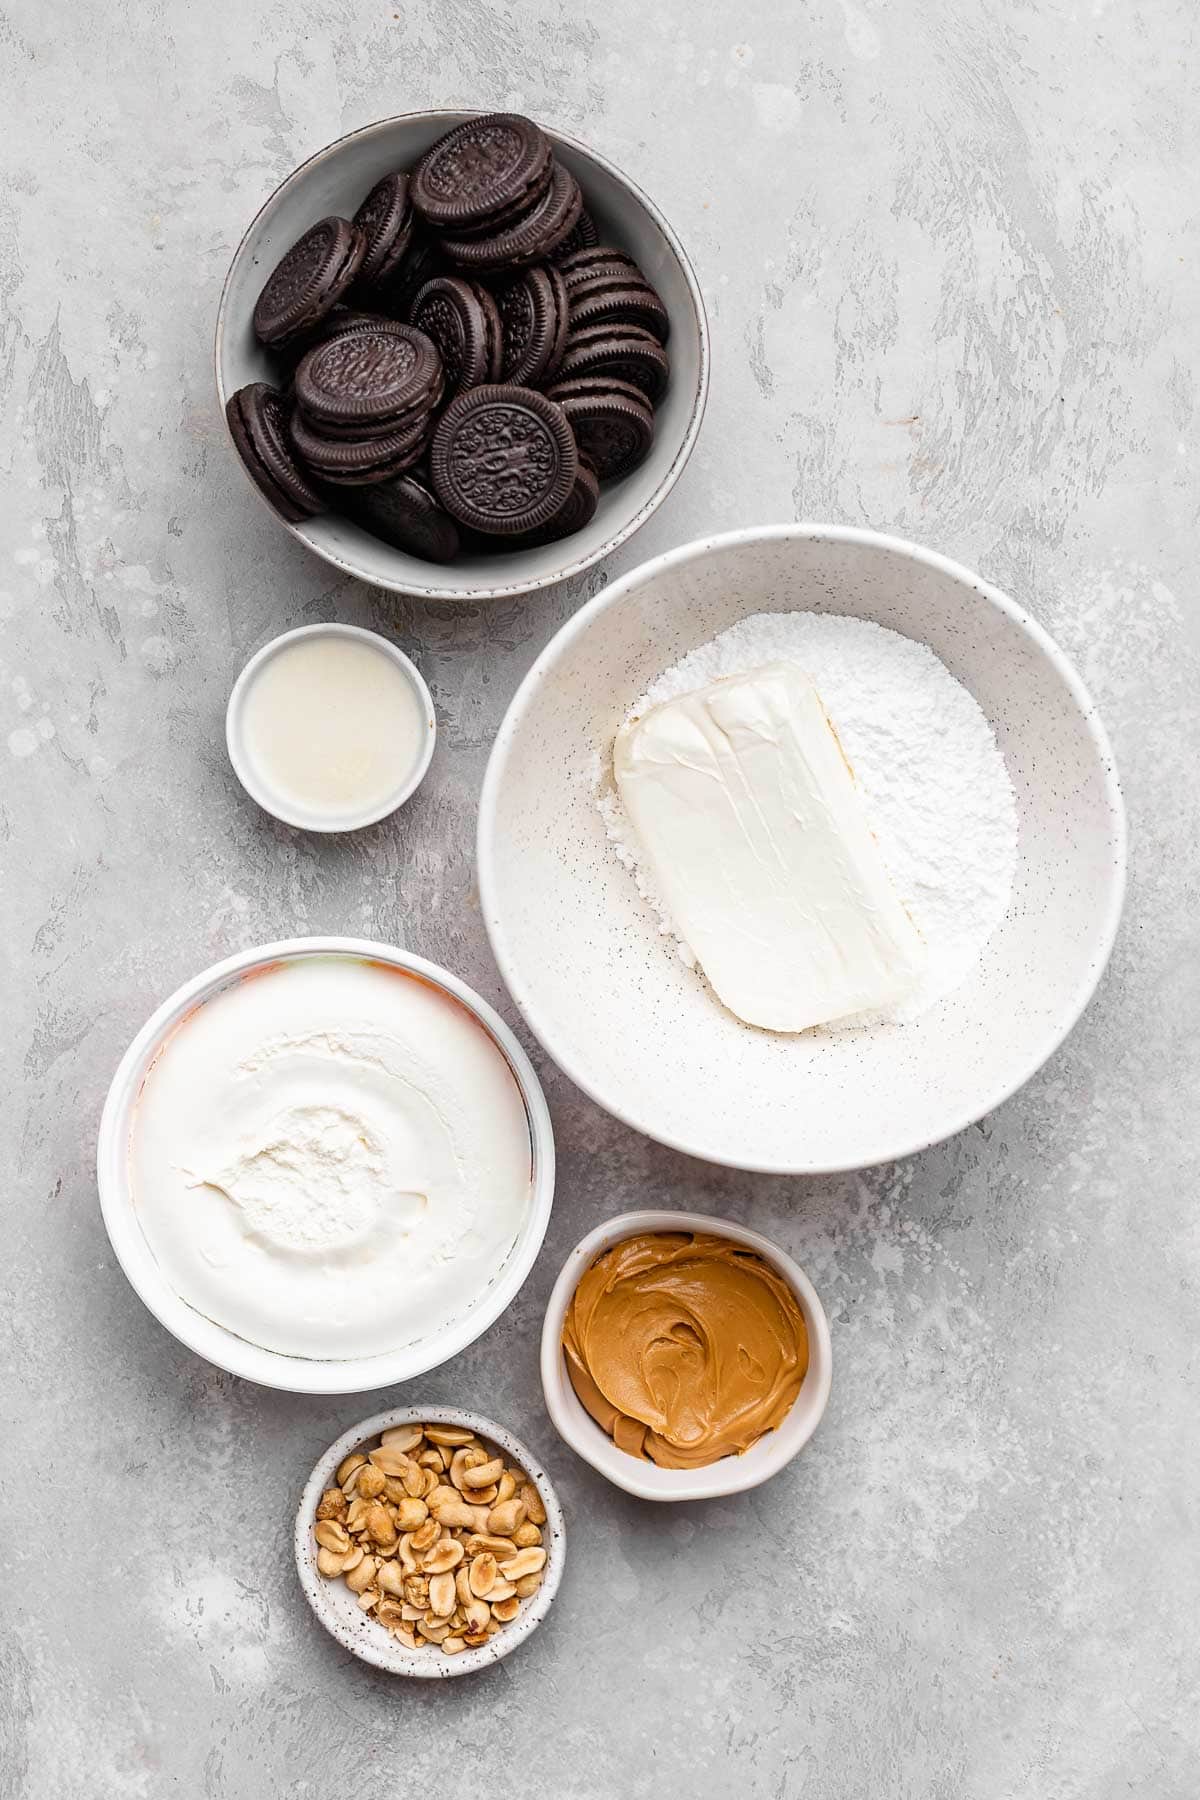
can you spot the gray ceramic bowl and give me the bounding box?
[215,111,709,600]
[296,1406,566,1678]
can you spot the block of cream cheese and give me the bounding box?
[613,661,925,1031]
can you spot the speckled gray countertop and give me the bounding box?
[2,3,1198,1795]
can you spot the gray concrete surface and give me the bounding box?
[2,2,1197,1795]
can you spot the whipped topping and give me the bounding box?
[614,662,926,1032]
[129,956,532,1359]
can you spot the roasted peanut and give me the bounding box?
[410,1518,440,1554]
[512,1523,542,1549]
[369,1446,415,1478]
[356,1464,387,1501]
[395,1497,428,1531]
[499,1547,546,1581]
[345,1555,378,1595]
[422,1538,465,1574]
[366,1504,397,1546]
[515,1572,543,1599]
[380,1424,424,1453]
[313,1520,351,1556]
[315,1488,348,1523]
[336,1452,366,1487]
[428,1571,456,1617]
[431,1498,477,1530]
[490,1596,520,1622]
[469,1553,498,1597]
[464,1533,517,1559]
[462,1598,490,1633]
[520,1484,547,1526]
[487,1499,525,1537]
[462,1457,504,1490]
[424,1425,476,1447]
[376,1560,405,1597]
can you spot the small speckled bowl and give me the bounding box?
[296,1406,565,1678]
[540,1211,832,1502]
[479,524,1128,1173]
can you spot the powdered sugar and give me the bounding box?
[598,612,1019,1029]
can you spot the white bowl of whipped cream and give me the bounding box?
[97,939,554,1391]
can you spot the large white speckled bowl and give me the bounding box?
[478,525,1126,1173]
[296,1406,565,1678]
[215,111,708,600]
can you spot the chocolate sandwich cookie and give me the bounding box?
[365,231,445,316]
[252,217,367,350]
[346,471,461,562]
[545,377,654,479]
[475,281,506,380]
[409,276,499,397]
[430,383,578,535]
[412,113,553,234]
[352,171,416,291]
[556,244,642,287]
[226,383,323,522]
[497,264,570,386]
[507,459,600,545]
[294,321,443,438]
[555,323,670,403]
[550,208,600,262]
[441,162,583,271]
[568,280,670,344]
[288,405,430,485]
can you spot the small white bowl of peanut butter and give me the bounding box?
[540,1211,832,1502]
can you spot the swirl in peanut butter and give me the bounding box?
[562,1232,808,1468]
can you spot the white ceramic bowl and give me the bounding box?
[226,623,437,831]
[296,1405,565,1677]
[479,524,1127,1174]
[540,1210,832,1502]
[96,938,555,1392]
[215,111,709,600]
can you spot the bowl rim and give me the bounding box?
[478,521,1129,1174]
[213,109,711,601]
[295,1404,566,1676]
[538,1208,833,1501]
[225,622,438,831]
[95,936,555,1392]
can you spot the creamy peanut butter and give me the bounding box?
[562,1232,808,1468]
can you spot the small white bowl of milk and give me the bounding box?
[227,623,436,831]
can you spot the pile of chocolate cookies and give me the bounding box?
[225,114,671,566]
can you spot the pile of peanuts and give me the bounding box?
[312,1420,548,1655]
